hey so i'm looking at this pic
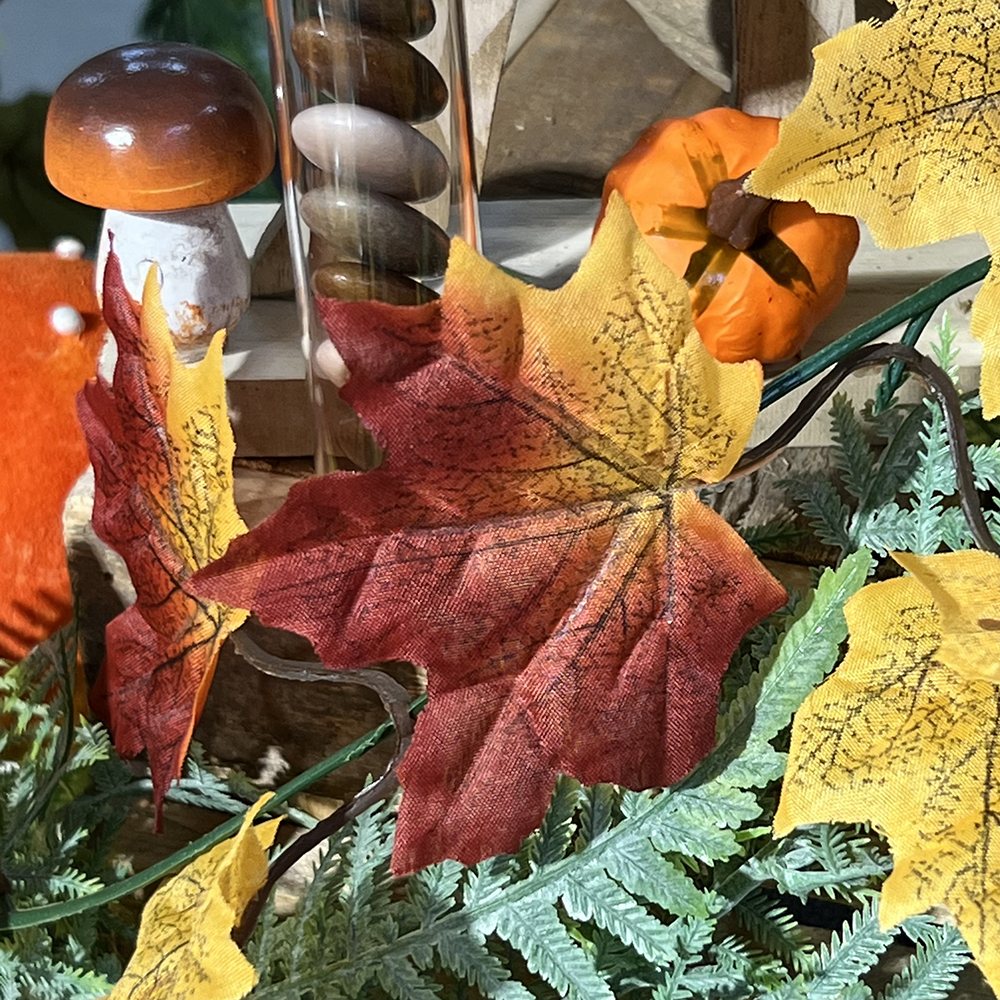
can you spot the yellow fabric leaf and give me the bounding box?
[776,556,1000,987]
[747,1,1000,415]
[140,266,248,568]
[441,194,764,489]
[894,549,1000,683]
[106,795,281,1000]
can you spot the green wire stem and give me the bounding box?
[760,254,989,410]
[872,305,936,414]
[1,695,426,931]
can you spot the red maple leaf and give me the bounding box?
[79,250,247,817]
[193,199,785,872]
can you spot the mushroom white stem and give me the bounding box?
[96,203,251,359]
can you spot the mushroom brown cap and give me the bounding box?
[44,43,275,212]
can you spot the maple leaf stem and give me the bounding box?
[761,255,989,409]
[227,630,415,946]
[737,342,1000,558]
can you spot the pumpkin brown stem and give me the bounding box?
[706,170,774,251]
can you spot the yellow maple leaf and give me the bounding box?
[106,795,281,1000]
[747,0,1000,415]
[775,549,1000,987]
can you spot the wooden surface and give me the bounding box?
[482,0,723,197]
[735,0,853,116]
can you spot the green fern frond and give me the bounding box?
[600,838,708,918]
[744,825,889,908]
[779,476,854,552]
[0,634,135,998]
[930,312,959,383]
[831,394,876,501]
[877,922,969,1000]
[575,784,617,851]
[732,889,814,973]
[855,403,929,530]
[716,552,872,793]
[433,931,534,1000]
[801,898,895,999]
[971,441,1000,498]
[523,776,581,869]
[491,898,612,1000]
[740,517,806,558]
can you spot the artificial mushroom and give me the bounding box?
[44,43,275,356]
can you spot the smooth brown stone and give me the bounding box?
[292,104,449,202]
[292,18,448,123]
[312,261,438,303]
[318,0,436,40]
[45,43,274,211]
[300,186,450,277]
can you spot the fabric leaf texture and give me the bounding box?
[776,549,1000,990]
[193,195,786,873]
[0,253,104,658]
[79,251,248,817]
[748,0,1000,415]
[105,794,280,1000]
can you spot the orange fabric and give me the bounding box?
[0,253,104,658]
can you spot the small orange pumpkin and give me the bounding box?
[597,107,860,364]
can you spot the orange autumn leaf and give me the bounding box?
[0,252,104,659]
[748,0,1000,415]
[79,250,247,815]
[194,195,787,873]
[106,794,281,1000]
[776,549,1000,989]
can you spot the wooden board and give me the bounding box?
[735,0,853,116]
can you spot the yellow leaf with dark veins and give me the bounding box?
[106,795,280,1000]
[776,550,1000,988]
[79,252,248,821]
[748,0,1000,414]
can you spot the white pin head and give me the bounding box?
[49,304,86,336]
[314,339,349,386]
[52,236,86,260]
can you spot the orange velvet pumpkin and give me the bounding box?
[597,107,860,364]
[0,253,105,659]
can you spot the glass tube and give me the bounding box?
[262,0,481,472]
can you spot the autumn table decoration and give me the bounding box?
[44,42,275,355]
[18,0,1000,995]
